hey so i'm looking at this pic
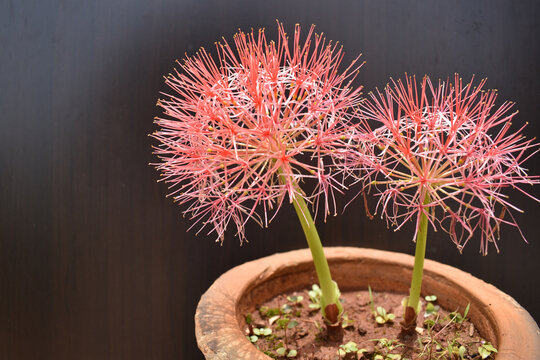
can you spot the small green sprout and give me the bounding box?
[374,354,401,360]
[375,306,396,324]
[449,303,470,324]
[308,284,322,310]
[276,347,297,358]
[275,317,298,331]
[287,319,299,329]
[259,306,280,318]
[444,339,467,359]
[458,345,467,359]
[375,338,402,351]
[286,349,297,358]
[276,318,290,330]
[463,304,470,317]
[368,286,395,324]
[253,327,272,336]
[337,341,367,356]
[371,337,405,359]
[248,335,258,343]
[280,303,293,314]
[423,295,440,317]
[287,295,304,305]
[368,286,376,313]
[341,312,355,328]
[424,302,437,317]
[274,316,297,352]
[478,342,498,359]
[423,317,436,329]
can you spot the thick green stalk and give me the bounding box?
[291,194,342,317]
[407,193,430,313]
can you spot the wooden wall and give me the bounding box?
[1,1,538,359]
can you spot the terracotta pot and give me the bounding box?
[195,247,540,359]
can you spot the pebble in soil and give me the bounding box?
[245,286,497,360]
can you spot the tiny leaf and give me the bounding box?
[281,304,292,314]
[368,285,376,314]
[478,346,490,359]
[424,318,435,328]
[463,303,470,320]
[276,318,290,329]
[287,320,299,329]
[343,341,358,352]
[287,295,303,303]
[287,349,297,358]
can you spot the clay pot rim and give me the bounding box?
[195,247,540,359]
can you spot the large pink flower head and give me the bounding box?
[358,74,539,254]
[151,23,363,243]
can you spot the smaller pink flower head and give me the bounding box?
[151,22,363,243]
[358,74,539,254]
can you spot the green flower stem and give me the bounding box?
[291,194,342,318]
[407,193,430,313]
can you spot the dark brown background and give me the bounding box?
[1,1,539,359]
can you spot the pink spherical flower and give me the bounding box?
[151,23,363,242]
[357,74,539,254]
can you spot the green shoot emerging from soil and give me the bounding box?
[368,286,396,325]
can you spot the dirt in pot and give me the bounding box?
[244,286,497,360]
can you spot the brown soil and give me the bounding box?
[245,287,496,360]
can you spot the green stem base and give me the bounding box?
[401,193,430,333]
[292,194,343,340]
